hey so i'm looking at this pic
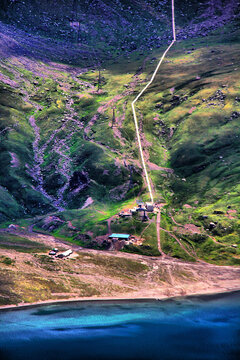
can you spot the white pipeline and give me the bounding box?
[132,0,176,203]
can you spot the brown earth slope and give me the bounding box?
[0,229,239,308]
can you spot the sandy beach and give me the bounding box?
[1,286,240,312]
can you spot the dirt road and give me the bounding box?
[131,0,176,203]
[156,211,166,257]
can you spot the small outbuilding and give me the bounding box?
[8,224,18,230]
[119,211,132,218]
[56,249,73,258]
[145,202,154,212]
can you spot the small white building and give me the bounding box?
[57,249,73,258]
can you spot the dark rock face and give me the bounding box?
[155,103,163,109]
[74,233,91,242]
[69,171,89,193]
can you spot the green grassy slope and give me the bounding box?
[133,24,240,263]
[0,84,55,221]
[0,53,144,221]
[0,10,239,263]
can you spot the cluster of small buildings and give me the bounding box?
[106,202,157,249]
[48,248,73,259]
[118,201,155,221]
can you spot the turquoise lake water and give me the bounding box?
[0,291,240,360]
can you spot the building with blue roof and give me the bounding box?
[109,233,130,240]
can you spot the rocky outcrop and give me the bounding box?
[40,216,65,232]
[109,181,131,201]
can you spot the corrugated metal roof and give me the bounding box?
[62,249,73,256]
[109,233,130,239]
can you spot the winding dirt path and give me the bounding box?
[171,215,232,249]
[107,215,117,234]
[159,226,198,261]
[169,214,184,227]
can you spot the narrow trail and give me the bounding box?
[159,226,198,261]
[107,215,116,234]
[169,214,184,227]
[131,0,176,203]
[170,214,232,248]
[140,218,154,239]
[207,234,230,247]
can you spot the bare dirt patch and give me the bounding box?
[0,229,239,307]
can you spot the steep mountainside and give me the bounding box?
[0,0,240,265]
[0,1,239,64]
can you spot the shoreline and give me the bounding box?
[1,287,240,313]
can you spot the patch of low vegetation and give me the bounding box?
[111,216,147,236]
[0,249,151,305]
[166,208,240,264]
[0,256,15,266]
[34,254,61,271]
[124,222,160,257]
[0,269,20,305]
[14,273,70,303]
[161,230,196,262]
[0,233,48,253]
[77,252,148,276]
[194,238,240,266]
[68,278,100,297]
